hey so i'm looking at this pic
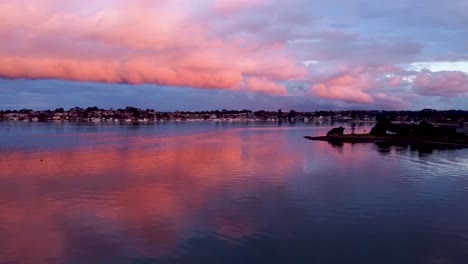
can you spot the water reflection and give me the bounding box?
[324,140,467,158]
[0,124,468,263]
[373,142,467,158]
[0,130,302,263]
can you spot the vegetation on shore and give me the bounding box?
[305,113,468,148]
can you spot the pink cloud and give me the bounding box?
[312,83,373,104]
[308,64,410,107]
[388,76,404,87]
[373,93,409,109]
[246,77,288,95]
[413,70,468,96]
[0,0,305,92]
[0,56,246,89]
[310,67,375,104]
[213,0,267,14]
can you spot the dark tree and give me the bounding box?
[327,127,345,136]
[370,116,392,136]
[288,110,297,120]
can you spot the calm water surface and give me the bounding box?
[1,121,468,264]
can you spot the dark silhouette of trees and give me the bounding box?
[370,115,392,136]
[327,127,345,136]
[288,110,297,120]
[86,106,99,112]
[125,106,141,119]
[277,109,283,119]
[369,118,464,139]
[37,112,48,121]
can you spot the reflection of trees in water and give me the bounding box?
[330,141,344,149]
[408,144,461,157]
[410,145,435,156]
[374,142,461,157]
[375,144,392,156]
[323,140,345,154]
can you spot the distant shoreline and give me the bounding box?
[0,118,376,123]
[2,108,467,127]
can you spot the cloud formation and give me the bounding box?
[0,0,467,109]
[246,77,287,96]
[0,0,304,94]
[311,73,373,104]
[413,70,468,96]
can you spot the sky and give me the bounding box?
[0,0,467,111]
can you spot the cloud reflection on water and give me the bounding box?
[0,124,467,263]
[0,129,303,262]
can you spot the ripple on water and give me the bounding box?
[1,122,468,263]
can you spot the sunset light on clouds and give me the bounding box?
[0,0,467,110]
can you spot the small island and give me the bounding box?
[305,116,468,148]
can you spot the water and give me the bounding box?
[1,121,468,264]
